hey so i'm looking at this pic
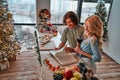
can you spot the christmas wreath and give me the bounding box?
[39,8,51,19]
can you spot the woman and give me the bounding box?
[66,15,103,73]
[55,11,84,50]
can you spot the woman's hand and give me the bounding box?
[74,46,82,55]
[64,47,74,53]
[74,44,92,59]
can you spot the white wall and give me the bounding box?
[103,0,120,64]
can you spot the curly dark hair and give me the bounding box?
[63,11,79,25]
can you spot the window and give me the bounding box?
[50,0,112,25]
[50,0,78,24]
[80,0,112,23]
[81,2,97,23]
[7,0,36,24]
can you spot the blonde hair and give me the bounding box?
[84,15,103,50]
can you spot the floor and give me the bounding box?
[96,52,120,80]
[0,50,42,80]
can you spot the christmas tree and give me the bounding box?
[95,0,108,41]
[0,0,20,70]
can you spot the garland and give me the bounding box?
[39,8,51,19]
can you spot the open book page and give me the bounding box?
[49,50,78,66]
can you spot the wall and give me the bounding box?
[103,0,120,64]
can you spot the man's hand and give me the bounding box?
[64,47,74,53]
[54,47,60,50]
[54,42,65,51]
